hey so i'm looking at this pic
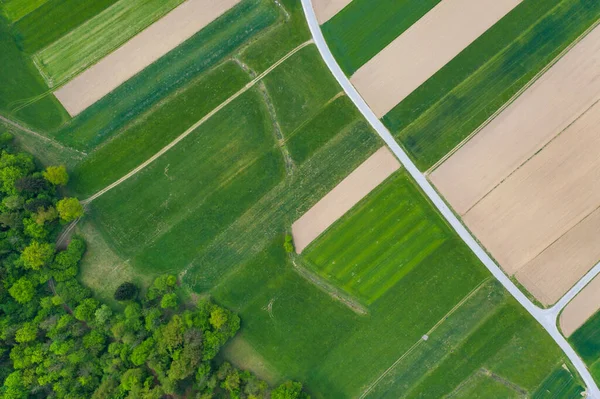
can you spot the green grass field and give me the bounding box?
[0,0,50,22]
[0,15,68,131]
[33,0,186,87]
[322,0,440,75]
[382,0,600,170]
[569,310,600,383]
[9,0,119,53]
[69,61,251,197]
[304,173,448,304]
[284,95,360,165]
[259,46,341,135]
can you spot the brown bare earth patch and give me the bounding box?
[430,24,600,305]
[516,207,600,306]
[430,25,600,215]
[560,275,600,337]
[313,0,353,24]
[291,146,400,253]
[350,0,521,117]
[463,100,600,275]
[54,0,241,116]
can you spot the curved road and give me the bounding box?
[299,0,600,396]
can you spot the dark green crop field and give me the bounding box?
[383,0,600,170]
[570,310,600,383]
[321,0,440,75]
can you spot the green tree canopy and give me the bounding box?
[56,197,84,222]
[8,277,35,304]
[21,241,54,270]
[43,165,69,186]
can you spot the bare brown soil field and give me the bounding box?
[291,147,400,253]
[516,208,600,306]
[463,100,600,275]
[313,0,353,24]
[560,275,600,337]
[430,25,600,215]
[350,0,521,118]
[54,0,241,116]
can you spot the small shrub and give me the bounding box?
[114,282,138,301]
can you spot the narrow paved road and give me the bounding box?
[299,0,600,396]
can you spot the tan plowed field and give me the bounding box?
[516,208,600,306]
[464,100,600,274]
[350,0,521,118]
[430,23,600,305]
[54,0,241,116]
[313,0,353,24]
[560,274,600,337]
[292,147,400,253]
[430,24,600,216]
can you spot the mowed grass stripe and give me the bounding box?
[305,172,451,303]
[34,0,186,87]
[322,0,441,75]
[11,0,119,53]
[383,0,600,170]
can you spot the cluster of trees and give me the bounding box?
[0,136,309,398]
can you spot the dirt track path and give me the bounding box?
[83,40,313,204]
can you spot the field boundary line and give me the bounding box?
[425,16,600,175]
[359,278,490,398]
[82,39,313,204]
[461,96,600,218]
[291,258,368,315]
[0,114,86,156]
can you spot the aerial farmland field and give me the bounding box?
[2,0,599,396]
[429,22,600,307]
[321,0,441,75]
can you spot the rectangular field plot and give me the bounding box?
[322,0,441,75]
[350,0,521,117]
[303,172,450,304]
[54,0,242,116]
[384,0,600,170]
[33,0,186,87]
[560,274,600,337]
[292,146,400,254]
[430,22,600,304]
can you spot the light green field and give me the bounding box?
[382,0,600,170]
[33,0,186,87]
[304,173,448,304]
[0,0,50,22]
